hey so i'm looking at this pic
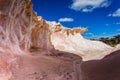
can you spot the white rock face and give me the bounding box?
[48,22,113,61]
[114,44,120,51]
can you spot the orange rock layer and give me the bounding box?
[0,0,54,54]
[0,0,87,54]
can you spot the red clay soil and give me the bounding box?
[81,50,120,80]
[0,50,82,80]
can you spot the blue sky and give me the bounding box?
[31,0,120,39]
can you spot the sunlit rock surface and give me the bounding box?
[0,0,82,80]
[48,22,113,61]
[0,0,54,54]
[114,44,120,50]
[0,0,119,80]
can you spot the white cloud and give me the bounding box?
[108,8,120,17]
[70,0,111,12]
[58,18,74,22]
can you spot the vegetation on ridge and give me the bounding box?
[92,34,120,47]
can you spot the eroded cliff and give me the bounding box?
[0,0,118,80]
[0,0,82,80]
[48,22,113,61]
[0,0,54,54]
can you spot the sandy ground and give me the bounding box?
[0,51,82,80]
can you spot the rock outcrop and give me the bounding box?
[114,44,120,50]
[48,22,113,61]
[0,0,119,80]
[0,0,54,54]
[0,0,112,60]
[0,0,82,80]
